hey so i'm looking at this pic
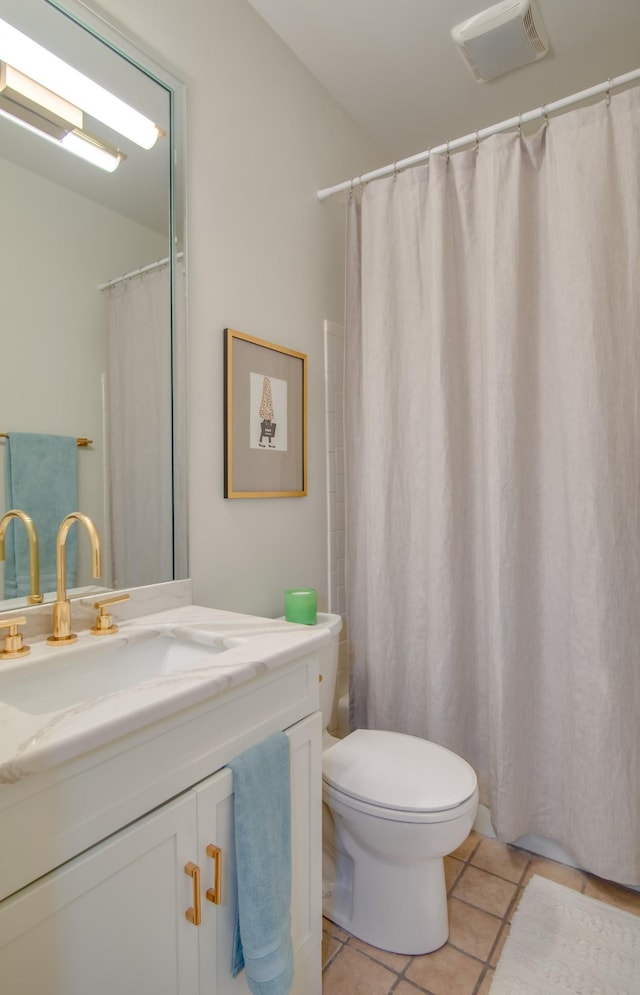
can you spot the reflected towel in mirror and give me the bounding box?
[4,432,78,598]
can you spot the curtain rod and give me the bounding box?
[98,251,184,291]
[317,67,640,201]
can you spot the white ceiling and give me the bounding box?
[6,1,637,224]
[247,0,640,167]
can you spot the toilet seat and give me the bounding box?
[322,729,477,822]
[323,778,479,825]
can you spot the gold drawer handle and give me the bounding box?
[185,861,201,925]
[206,844,222,905]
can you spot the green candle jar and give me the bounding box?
[284,588,317,625]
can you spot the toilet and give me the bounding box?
[315,613,479,955]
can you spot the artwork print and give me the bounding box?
[249,373,288,451]
[224,328,307,498]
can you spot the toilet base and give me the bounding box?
[321,734,479,955]
[322,846,449,955]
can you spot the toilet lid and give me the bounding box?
[322,729,477,813]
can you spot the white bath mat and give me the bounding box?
[490,874,640,994]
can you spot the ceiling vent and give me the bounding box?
[452,0,549,83]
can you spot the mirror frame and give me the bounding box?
[0,0,188,612]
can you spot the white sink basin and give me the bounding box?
[0,605,332,783]
[0,633,240,715]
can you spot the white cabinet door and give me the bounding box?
[195,765,251,995]
[196,712,322,995]
[0,793,200,995]
[0,711,322,995]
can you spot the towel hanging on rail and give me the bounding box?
[228,732,294,995]
[4,433,78,598]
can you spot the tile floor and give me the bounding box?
[321,831,640,995]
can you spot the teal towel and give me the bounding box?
[4,433,78,599]
[229,732,294,995]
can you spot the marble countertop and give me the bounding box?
[0,605,329,783]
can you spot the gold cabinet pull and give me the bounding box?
[184,861,201,925]
[206,844,222,905]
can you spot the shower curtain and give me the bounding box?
[345,87,640,885]
[105,263,186,588]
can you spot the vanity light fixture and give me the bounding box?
[0,58,126,173]
[0,62,82,136]
[60,129,125,172]
[0,85,125,173]
[0,17,162,150]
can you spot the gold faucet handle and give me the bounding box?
[0,616,30,660]
[90,594,131,636]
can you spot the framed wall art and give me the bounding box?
[224,328,308,498]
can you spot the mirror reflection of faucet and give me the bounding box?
[48,513,102,646]
[0,509,43,606]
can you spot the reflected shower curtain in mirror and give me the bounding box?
[345,87,640,884]
[105,264,178,588]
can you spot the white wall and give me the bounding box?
[92,0,385,617]
[0,156,168,587]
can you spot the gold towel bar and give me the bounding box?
[0,434,92,448]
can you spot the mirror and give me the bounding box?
[0,0,187,611]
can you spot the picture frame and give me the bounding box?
[224,328,308,498]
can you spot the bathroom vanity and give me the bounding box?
[0,605,328,994]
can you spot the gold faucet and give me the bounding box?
[0,509,43,605]
[48,512,102,645]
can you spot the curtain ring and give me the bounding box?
[542,104,549,127]
[518,112,523,138]
[393,162,398,182]
[474,130,480,155]
[445,140,450,163]
[606,77,612,107]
